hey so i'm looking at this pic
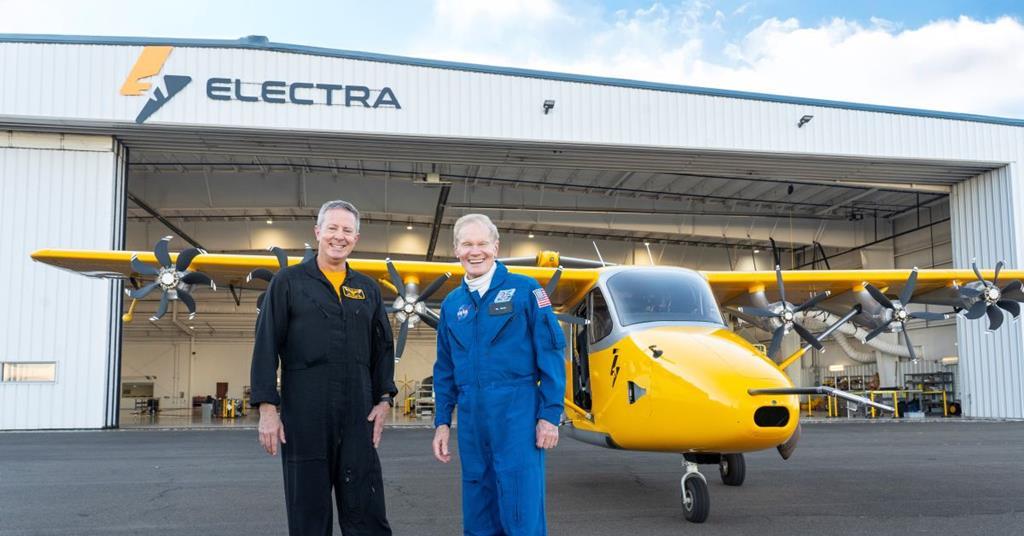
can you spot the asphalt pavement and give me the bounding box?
[1,421,1023,535]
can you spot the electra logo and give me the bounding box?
[120,46,192,124]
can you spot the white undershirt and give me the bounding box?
[464,263,497,297]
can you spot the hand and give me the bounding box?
[536,419,559,449]
[367,402,390,448]
[258,404,286,456]
[433,425,452,463]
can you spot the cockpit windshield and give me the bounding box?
[605,270,724,327]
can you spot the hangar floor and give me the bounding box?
[2,422,1022,535]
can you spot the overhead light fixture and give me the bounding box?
[266,219,273,225]
[644,241,650,246]
[940,356,959,365]
[797,114,813,128]
[542,99,555,114]
[753,248,760,253]
[828,364,845,372]
[406,224,413,230]
[528,233,535,238]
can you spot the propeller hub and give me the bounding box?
[158,270,178,289]
[782,310,794,322]
[403,303,415,315]
[895,309,908,322]
[985,287,1001,303]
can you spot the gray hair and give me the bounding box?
[453,213,499,248]
[316,200,360,231]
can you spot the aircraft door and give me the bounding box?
[571,298,592,410]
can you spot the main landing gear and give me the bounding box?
[679,453,746,523]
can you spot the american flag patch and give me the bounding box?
[533,288,551,308]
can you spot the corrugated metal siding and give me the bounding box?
[951,165,1024,419]
[0,136,120,429]
[0,43,1022,165]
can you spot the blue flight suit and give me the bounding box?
[434,262,567,536]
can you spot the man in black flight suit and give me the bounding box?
[251,199,396,536]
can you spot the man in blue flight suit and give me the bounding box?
[432,213,566,535]
[252,200,396,536]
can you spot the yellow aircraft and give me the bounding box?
[30,239,1024,523]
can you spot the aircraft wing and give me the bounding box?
[30,248,599,308]
[704,268,1024,309]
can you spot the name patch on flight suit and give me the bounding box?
[488,302,514,316]
[342,286,365,300]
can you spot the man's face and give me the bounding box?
[314,209,359,264]
[455,222,498,279]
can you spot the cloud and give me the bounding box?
[408,2,1024,118]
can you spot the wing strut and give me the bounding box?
[748,386,894,413]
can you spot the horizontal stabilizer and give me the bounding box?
[748,386,894,413]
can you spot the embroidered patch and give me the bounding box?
[342,286,365,300]
[457,304,471,320]
[533,288,551,308]
[494,288,517,303]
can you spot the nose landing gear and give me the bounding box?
[680,460,710,523]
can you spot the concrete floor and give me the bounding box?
[1,421,1023,535]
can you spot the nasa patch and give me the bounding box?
[457,304,471,320]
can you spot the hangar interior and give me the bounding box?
[115,130,979,427]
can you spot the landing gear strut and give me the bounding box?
[680,460,709,523]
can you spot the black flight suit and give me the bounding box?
[251,256,397,536]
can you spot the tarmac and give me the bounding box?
[2,421,1023,535]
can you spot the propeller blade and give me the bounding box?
[247,268,275,283]
[128,281,160,300]
[792,322,823,350]
[1002,280,1024,301]
[865,323,890,342]
[794,291,830,313]
[545,267,564,297]
[154,236,173,268]
[767,327,785,359]
[898,268,919,305]
[994,260,1004,287]
[910,311,949,321]
[965,300,989,320]
[151,292,170,321]
[385,259,405,300]
[396,319,409,358]
[181,271,215,290]
[130,256,159,277]
[902,329,918,362]
[865,283,895,310]
[769,237,782,270]
[302,243,316,263]
[959,287,983,299]
[555,313,589,326]
[418,273,451,303]
[386,305,399,314]
[986,305,1005,331]
[739,306,778,318]
[971,259,985,285]
[178,290,197,317]
[270,246,289,270]
[998,300,1020,319]
[420,307,440,330]
[175,247,205,272]
[775,264,787,305]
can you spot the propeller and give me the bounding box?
[739,238,827,359]
[542,266,589,326]
[126,236,215,321]
[862,267,949,361]
[959,259,1023,331]
[248,244,314,312]
[384,258,450,359]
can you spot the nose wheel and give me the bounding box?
[680,461,710,523]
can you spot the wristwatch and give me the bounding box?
[379,395,394,408]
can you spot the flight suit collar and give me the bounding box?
[300,254,351,296]
[461,261,510,305]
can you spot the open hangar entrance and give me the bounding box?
[112,128,992,427]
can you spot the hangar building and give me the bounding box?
[1,34,1022,430]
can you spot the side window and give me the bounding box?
[588,289,613,344]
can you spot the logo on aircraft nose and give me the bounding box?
[120,46,192,124]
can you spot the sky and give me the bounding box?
[3,0,1023,118]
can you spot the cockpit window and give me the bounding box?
[606,270,723,327]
